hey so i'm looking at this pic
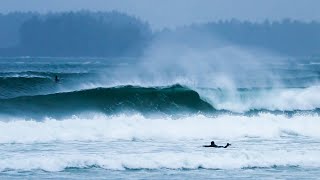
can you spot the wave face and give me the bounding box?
[0,71,97,99]
[2,84,320,118]
[0,85,214,117]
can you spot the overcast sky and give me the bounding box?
[0,0,319,29]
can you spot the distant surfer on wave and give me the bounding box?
[54,75,60,83]
[203,141,231,148]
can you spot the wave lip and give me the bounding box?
[198,85,320,112]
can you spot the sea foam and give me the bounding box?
[1,150,320,171]
[0,113,319,143]
[199,85,320,112]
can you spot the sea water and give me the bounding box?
[0,57,320,179]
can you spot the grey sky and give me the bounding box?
[0,0,319,29]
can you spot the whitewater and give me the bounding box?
[0,57,320,179]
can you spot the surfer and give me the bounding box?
[54,75,60,83]
[203,141,231,148]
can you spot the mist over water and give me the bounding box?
[1,34,320,114]
[87,32,320,113]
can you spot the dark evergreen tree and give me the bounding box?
[18,11,152,57]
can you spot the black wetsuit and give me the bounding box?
[203,142,231,148]
[55,76,60,82]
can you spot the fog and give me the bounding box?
[96,28,283,91]
[1,0,320,29]
[0,0,319,91]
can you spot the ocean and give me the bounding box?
[0,57,320,179]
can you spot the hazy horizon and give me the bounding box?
[0,0,319,29]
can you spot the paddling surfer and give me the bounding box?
[203,141,231,148]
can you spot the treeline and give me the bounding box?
[0,12,37,48]
[163,19,320,56]
[0,12,319,57]
[0,11,152,57]
[203,19,320,56]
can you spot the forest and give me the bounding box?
[0,12,319,57]
[0,11,152,57]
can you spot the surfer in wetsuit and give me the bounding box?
[54,75,60,83]
[203,141,231,148]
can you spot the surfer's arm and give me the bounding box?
[223,143,231,148]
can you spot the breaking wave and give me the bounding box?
[1,150,320,172]
[0,85,214,117]
[0,113,319,143]
[1,84,320,117]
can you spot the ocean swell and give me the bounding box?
[0,85,214,117]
